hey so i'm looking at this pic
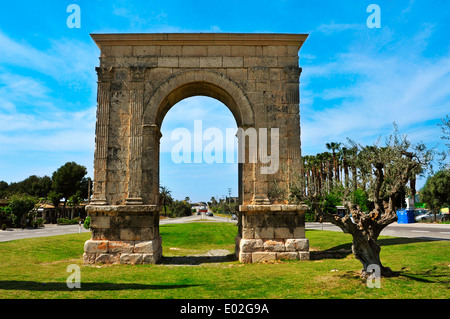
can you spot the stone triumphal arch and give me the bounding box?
[84,33,310,265]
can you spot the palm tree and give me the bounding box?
[159,186,173,217]
[346,146,359,191]
[326,142,342,185]
[341,147,350,188]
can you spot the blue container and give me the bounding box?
[396,209,415,224]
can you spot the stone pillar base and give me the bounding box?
[83,205,162,265]
[236,204,310,263]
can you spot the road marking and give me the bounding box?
[411,230,430,233]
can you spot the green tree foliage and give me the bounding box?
[421,169,450,215]
[51,162,87,217]
[438,115,450,169]
[159,186,173,216]
[0,181,8,198]
[51,162,87,202]
[7,195,37,227]
[292,124,434,277]
[1,175,52,198]
[170,200,192,217]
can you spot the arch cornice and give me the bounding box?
[143,69,255,128]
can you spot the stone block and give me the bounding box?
[133,45,159,57]
[294,227,305,238]
[223,57,244,68]
[263,46,287,57]
[242,227,254,239]
[91,216,110,229]
[182,45,208,56]
[140,227,155,240]
[277,56,298,67]
[83,253,96,264]
[239,238,264,252]
[120,228,141,241]
[227,68,247,82]
[231,46,256,57]
[142,253,158,264]
[207,45,230,56]
[130,215,154,228]
[274,227,294,239]
[254,227,274,239]
[285,239,309,252]
[252,252,276,263]
[160,45,182,56]
[120,253,143,265]
[110,46,132,57]
[239,252,252,263]
[276,252,299,260]
[200,57,222,68]
[298,251,310,260]
[108,240,134,253]
[134,239,160,253]
[244,57,277,68]
[91,227,120,241]
[96,253,120,264]
[179,57,200,68]
[158,57,179,67]
[263,239,285,252]
[84,240,108,254]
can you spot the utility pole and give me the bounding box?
[228,188,232,204]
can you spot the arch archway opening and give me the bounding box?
[158,96,239,262]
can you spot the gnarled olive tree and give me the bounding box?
[293,126,434,277]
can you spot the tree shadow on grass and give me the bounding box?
[159,253,236,266]
[310,236,443,261]
[0,281,199,291]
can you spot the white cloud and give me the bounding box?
[316,22,363,35]
[0,30,98,181]
[0,30,98,86]
[300,28,450,156]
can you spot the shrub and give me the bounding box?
[170,200,192,217]
[8,195,38,227]
[83,216,91,229]
[57,217,80,225]
[34,218,45,228]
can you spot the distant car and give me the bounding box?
[206,212,213,217]
[415,211,448,222]
[231,214,237,220]
[197,211,201,215]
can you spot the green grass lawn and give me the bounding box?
[0,222,448,299]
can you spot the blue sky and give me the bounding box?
[0,1,449,202]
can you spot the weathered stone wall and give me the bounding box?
[86,33,309,265]
[91,34,305,206]
[236,204,309,263]
[83,205,161,265]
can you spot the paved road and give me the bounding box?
[0,214,233,242]
[1,216,449,242]
[0,223,91,242]
[306,222,450,241]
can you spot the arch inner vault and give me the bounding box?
[84,33,310,265]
